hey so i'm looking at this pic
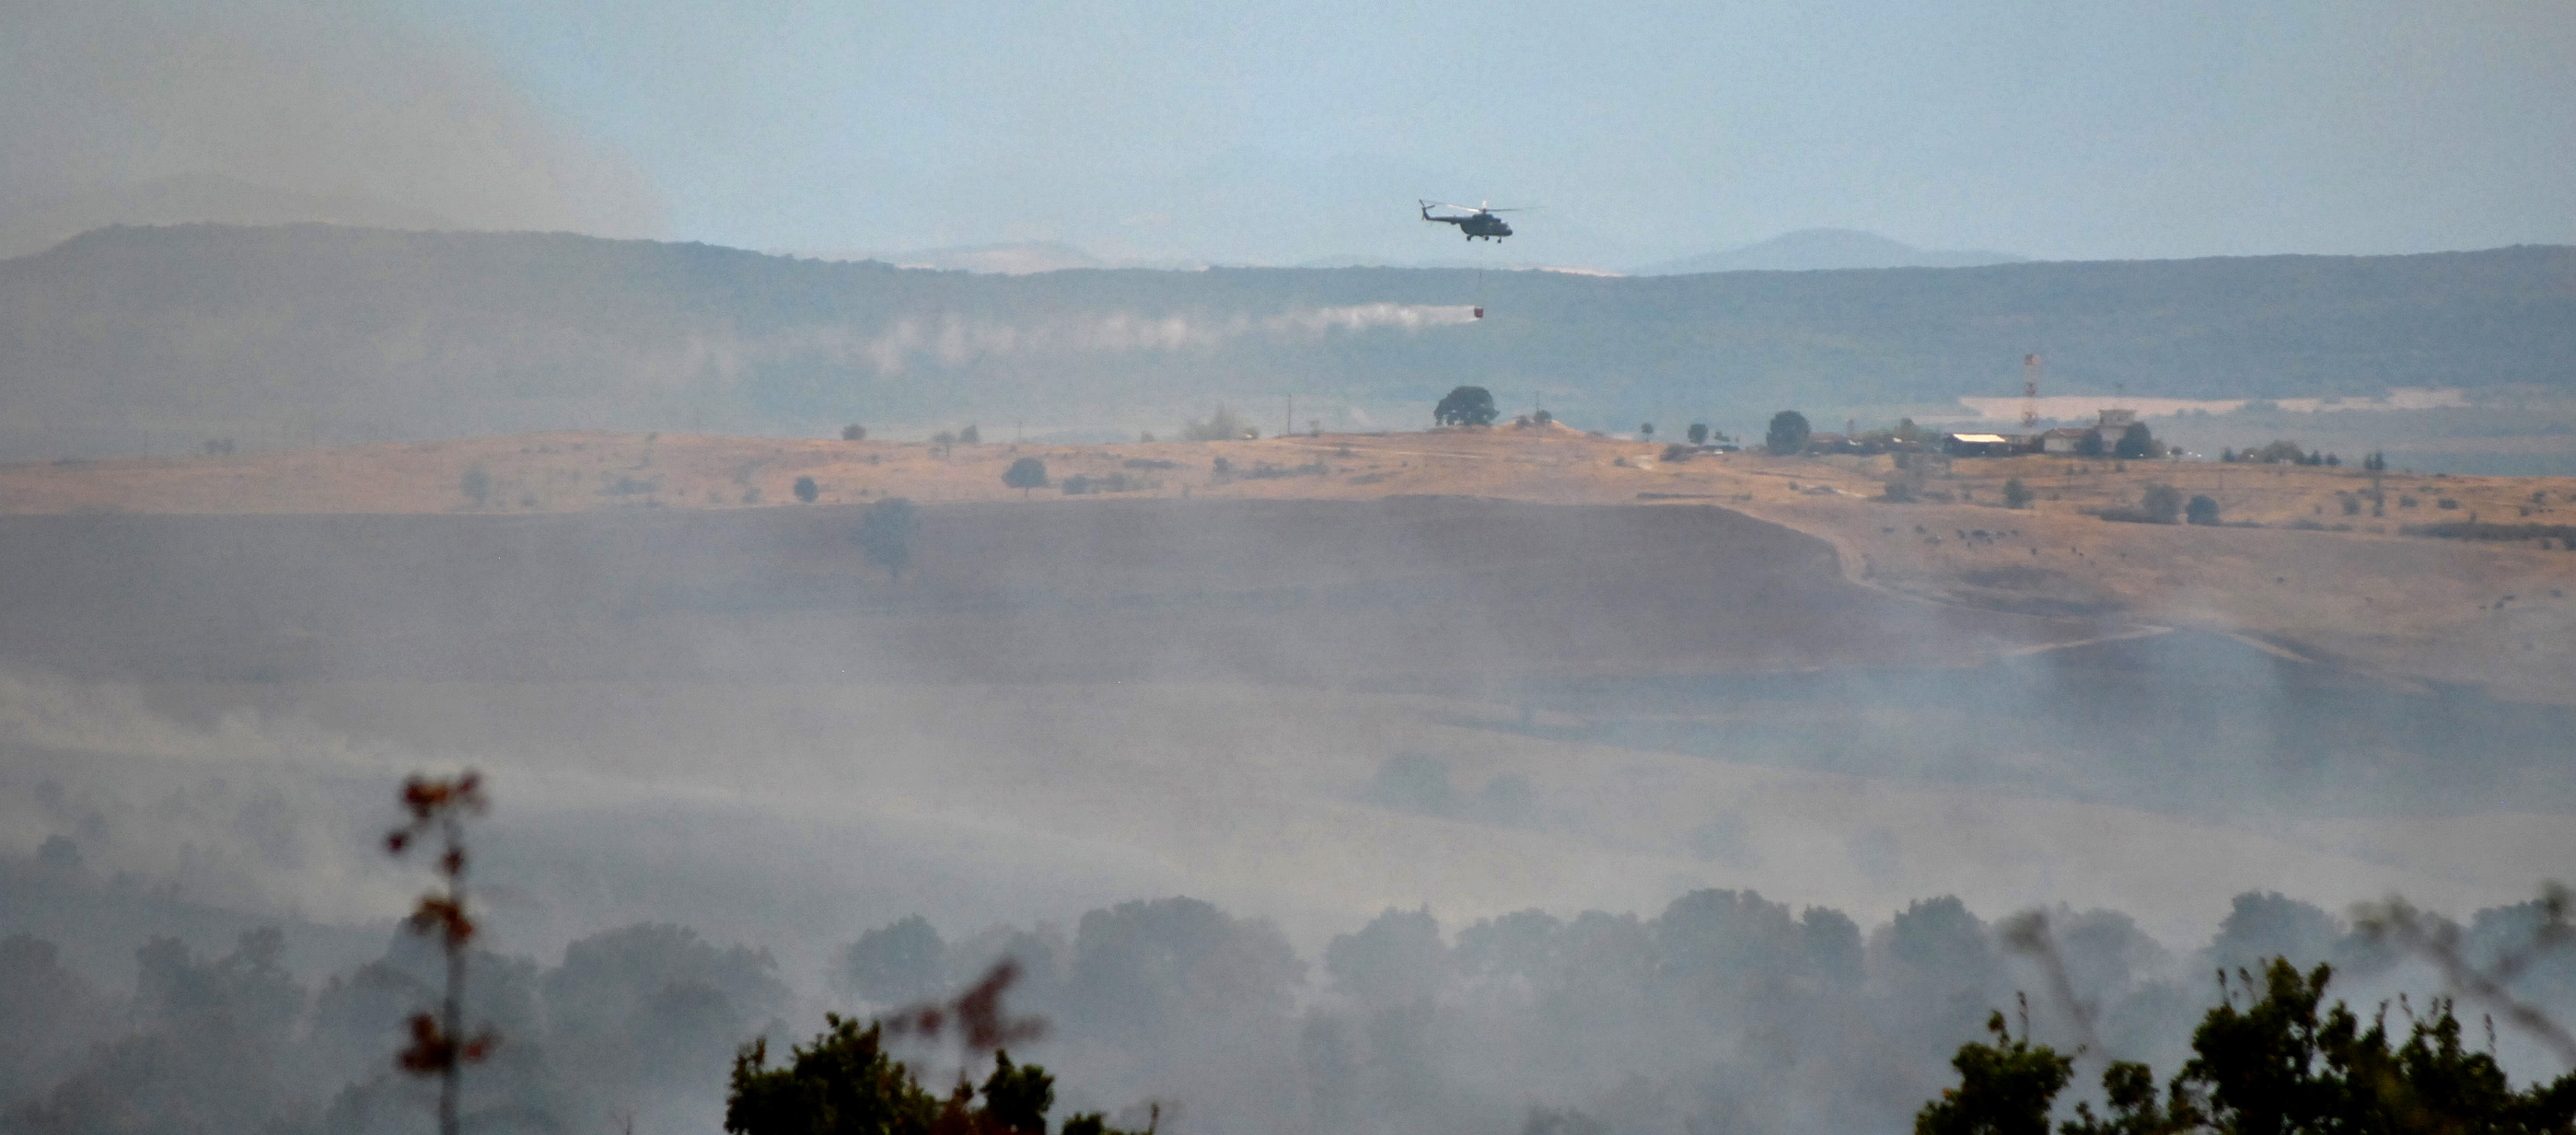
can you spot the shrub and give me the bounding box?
[841,424,867,441]
[2140,483,2183,524]
[794,476,819,504]
[2187,495,2221,525]
[2002,478,2032,509]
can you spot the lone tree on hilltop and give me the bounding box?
[1433,386,1499,427]
[1766,411,1811,456]
[385,771,496,1135]
[794,475,820,504]
[1004,457,1049,499]
[1688,423,1709,446]
[959,424,981,445]
[2115,423,2156,459]
[842,424,867,441]
[856,496,920,582]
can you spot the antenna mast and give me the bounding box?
[2022,354,2042,429]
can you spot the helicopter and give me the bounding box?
[1420,200,1526,240]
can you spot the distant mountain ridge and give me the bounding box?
[1635,228,2026,275]
[2,224,2569,459]
[0,173,458,260]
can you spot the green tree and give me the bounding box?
[842,424,867,441]
[2076,430,2106,457]
[1919,956,2576,1135]
[1915,1006,2074,1135]
[1004,457,1048,499]
[2002,478,2033,509]
[725,1016,938,1135]
[856,497,920,581]
[2187,495,2221,526]
[460,466,492,508]
[795,476,820,504]
[2141,483,2183,524]
[1434,386,1500,427]
[2116,423,2156,459]
[979,1051,1053,1135]
[2061,1062,2203,1135]
[960,424,981,445]
[1766,411,1812,456]
[837,916,948,1006]
[1688,423,1710,446]
[2180,959,2576,1135]
[1640,423,1654,438]
[2253,440,2306,464]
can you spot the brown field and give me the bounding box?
[6,424,2572,699]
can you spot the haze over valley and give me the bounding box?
[6,3,2576,1135]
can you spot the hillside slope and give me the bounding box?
[4,224,2572,458]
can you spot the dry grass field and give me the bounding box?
[6,424,2571,698]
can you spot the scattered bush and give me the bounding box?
[2140,482,2182,524]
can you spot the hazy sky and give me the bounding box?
[9,0,2575,266]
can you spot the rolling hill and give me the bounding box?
[2,223,2570,459]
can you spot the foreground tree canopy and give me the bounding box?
[1919,959,2576,1135]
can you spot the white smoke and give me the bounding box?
[828,303,1480,375]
